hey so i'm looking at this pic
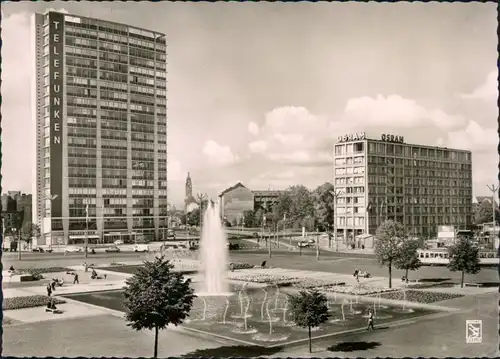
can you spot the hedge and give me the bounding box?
[376,290,464,304]
[228,262,254,270]
[4,295,66,310]
[16,267,73,276]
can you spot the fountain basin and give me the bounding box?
[62,287,442,348]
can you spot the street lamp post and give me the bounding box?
[316,227,320,261]
[265,215,272,258]
[84,202,89,259]
[13,228,22,261]
[330,189,344,251]
[487,184,499,248]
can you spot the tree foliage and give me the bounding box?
[21,222,40,248]
[447,237,481,288]
[288,289,330,353]
[393,238,421,280]
[312,183,335,231]
[374,220,407,288]
[474,199,500,225]
[242,210,255,228]
[123,256,197,357]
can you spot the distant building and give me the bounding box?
[218,183,284,224]
[333,132,473,239]
[1,192,32,233]
[184,173,198,213]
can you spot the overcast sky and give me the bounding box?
[2,2,498,207]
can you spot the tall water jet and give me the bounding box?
[199,200,229,295]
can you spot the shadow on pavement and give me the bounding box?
[181,345,283,357]
[418,278,452,283]
[327,341,381,352]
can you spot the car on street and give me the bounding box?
[105,246,120,253]
[307,238,316,244]
[297,241,310,248]
[64,246,84,254]
[113,240,124,245]
[32,247,53,253]
[133,244,149,253]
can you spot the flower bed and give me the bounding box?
[15,267,73,281]
[294,278,346,289]
[17,267,73,276]
[323,284,398,296]
[228,262,254,270]
[374,290,464,303]
[228,273,301,286]
[3,295,66,310]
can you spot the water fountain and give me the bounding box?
[177,200,424,345]
[198,201,230,296]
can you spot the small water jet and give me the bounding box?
[202,297,208,320]
[274,283,280,310]
[348,299,362,315]
[330,300,347,324]
[393,287,414,313]
[260,288,268,321]
[266,300,273,335]
[222,296,230,324]
[231,295,258,334]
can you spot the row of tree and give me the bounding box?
[241,183,335,231]
[374,220,481,288]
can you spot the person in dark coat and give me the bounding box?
[46,282,52,297]
[73,273,79,284]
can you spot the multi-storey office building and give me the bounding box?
[32,11,167,245]
[333,132,473,239]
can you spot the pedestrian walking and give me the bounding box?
[84,262,88,272]
[46,282,52,297]
[73,273,79,284]
[366,309,375,330]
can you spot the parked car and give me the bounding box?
[105,246,120,253]
[32,247,53,253]
[133,244,149,253]
[297,241,310,248]
[65,246,84,254]
[113,240,124,245]
[307,238,316,244]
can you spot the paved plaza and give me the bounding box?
[2,254,498,357]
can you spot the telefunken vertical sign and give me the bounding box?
[49,12,64,218]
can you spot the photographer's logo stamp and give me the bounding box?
[466,320,482,344]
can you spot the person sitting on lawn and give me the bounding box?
[91,269,102,280]
[8,265,15,271]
